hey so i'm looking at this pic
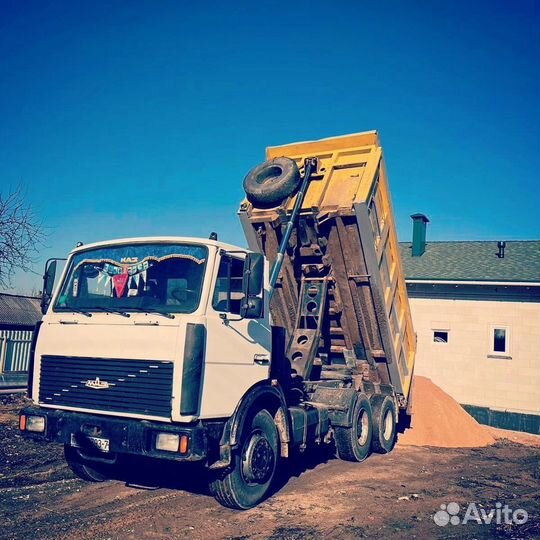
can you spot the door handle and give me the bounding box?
[254,354,270,365]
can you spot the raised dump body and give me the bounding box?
[239,131,415,408]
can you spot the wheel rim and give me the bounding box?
[383,407,394,441]
[241,431,275,485]
[356,409,369,446]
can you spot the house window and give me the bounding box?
[491,327,510,355]
[433,330,448,343]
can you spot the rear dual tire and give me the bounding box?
[334,393,397,462]
[334,394,373,462]
[371,395,397,454]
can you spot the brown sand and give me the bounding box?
[397,376,496,448]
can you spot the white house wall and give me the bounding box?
[409,296,540,416]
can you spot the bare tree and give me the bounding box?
[0,187,44,289]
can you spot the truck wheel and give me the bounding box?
[243,157,300,206]
[334,394,373,462]
[210,409,279,509]
[371,395,397,454]
[64,445,113,482]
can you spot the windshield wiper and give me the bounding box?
[128,307,174,319]
[86,306,131,318]
[64,307,92,317]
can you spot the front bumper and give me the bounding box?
[20,407,208,462]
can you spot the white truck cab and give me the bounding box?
[22,235,288,509]
[31,237,271,424]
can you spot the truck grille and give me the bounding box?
[39,355,173,418]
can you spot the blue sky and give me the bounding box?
[1,0,539,294]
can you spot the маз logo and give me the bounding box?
[83,377,113,390]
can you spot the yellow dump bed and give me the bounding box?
[266,131,383,215]
[239,131,416,405]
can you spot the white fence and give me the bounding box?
[0,329,33,373]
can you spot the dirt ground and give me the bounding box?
[1,395,539,540]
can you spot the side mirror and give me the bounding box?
[41,259,59,314]
[243,253,264,295]
[241,296,263,319]
[241,253,264,319]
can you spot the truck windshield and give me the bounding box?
[54,243,208,315]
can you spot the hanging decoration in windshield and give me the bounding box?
[71,254,205,299]
[54,243,208,314]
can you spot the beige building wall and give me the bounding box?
[409,296,540,415]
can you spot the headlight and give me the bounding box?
[155,433,180,452]
[25,415,46,433]
[155,432,189,453]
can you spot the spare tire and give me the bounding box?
[243,157,301,207]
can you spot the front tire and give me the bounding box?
[64,445,115,482]
[334,394,373,462]
[210,409,279,509]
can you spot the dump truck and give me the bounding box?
[20,131,415,509]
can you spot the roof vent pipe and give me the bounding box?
[497,241,506,258]
[411,213,430,257]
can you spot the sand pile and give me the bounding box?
[398,376,495,448]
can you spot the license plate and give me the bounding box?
[70,433,110,453]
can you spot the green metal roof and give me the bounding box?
[398,241,540,283]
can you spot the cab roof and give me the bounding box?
[69,236,247,256]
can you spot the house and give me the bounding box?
[0,293,42,389]
[400,214,540,434]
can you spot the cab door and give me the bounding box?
[200,252,271,419]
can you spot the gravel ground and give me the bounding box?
[1,395,539,540]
